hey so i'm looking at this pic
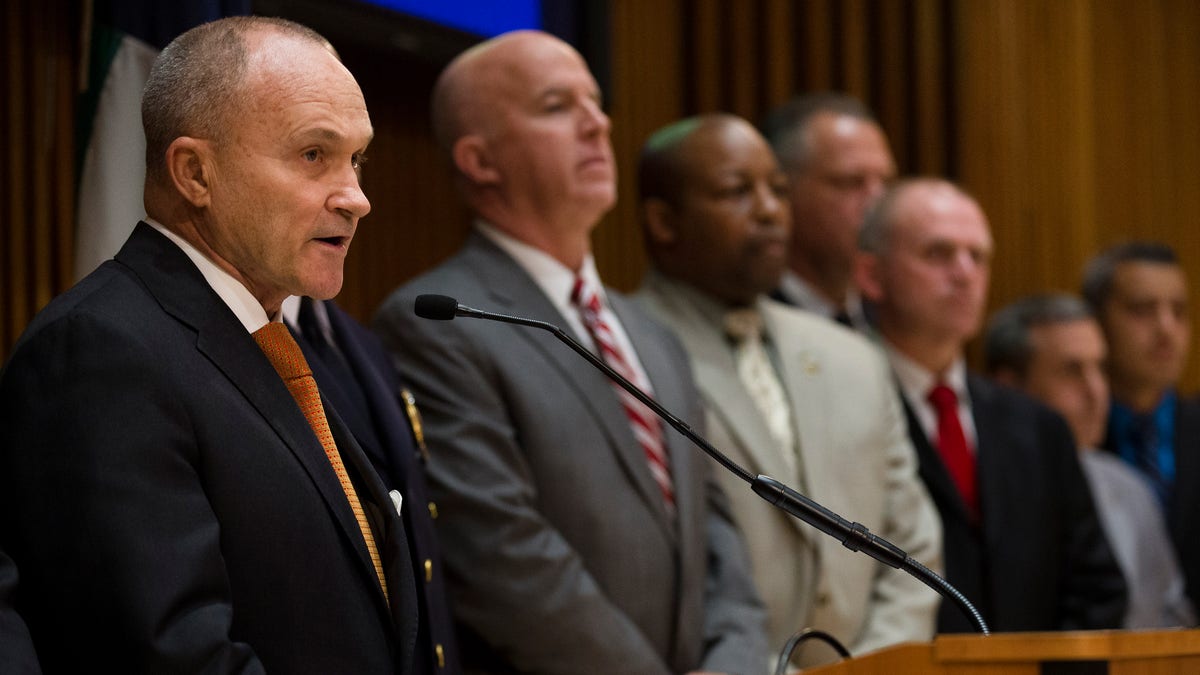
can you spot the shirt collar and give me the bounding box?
[147,219,272,332]
[885,341,968,405]
[476,220,604,310]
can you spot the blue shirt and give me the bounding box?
[1109,391,1177,506]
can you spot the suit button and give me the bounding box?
[435,643,445,668]
[428,501,439,519]
[424,558,433,582]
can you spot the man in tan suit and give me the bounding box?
[634,113,940,668]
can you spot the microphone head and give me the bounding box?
[414,294,460,321]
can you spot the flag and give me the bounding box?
[74,0,249,281]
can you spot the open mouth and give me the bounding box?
[314,235,349,247]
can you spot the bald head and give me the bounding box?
[640,114,790,305]
[142,16,333,186]
[432,30,586,153]
[428,30,614,267]
[856,178,994,371]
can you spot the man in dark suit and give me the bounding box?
[854,178,1126,633]
[0,548,38,673]
[1082,243,1200,613]
[0,17,418,672]
[760,92,896,331]
[373,30,767,674]
[285,295,460,674]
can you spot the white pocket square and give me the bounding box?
[388,489,403,516]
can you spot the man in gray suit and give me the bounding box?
[372,31,767,675]
[634,114,940,668]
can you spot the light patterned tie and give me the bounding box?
[571,277,676,513]
[724,308,798,479]
[252,322,389,601]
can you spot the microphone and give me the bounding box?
[413,293,989,635]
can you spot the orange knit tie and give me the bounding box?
[252,322,388,602]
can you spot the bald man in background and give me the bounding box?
[374,30,766,675]
[855,179,1126,633]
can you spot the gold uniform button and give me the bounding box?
[435,643,445,668]
[428,501,438,519]
[424,558,433,582]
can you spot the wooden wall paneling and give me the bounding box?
[798,0,835,91]
[687,0,723,113]
[952,0,1033,314]
[838,0,870,98]
[910,0,948,176]
[603,0,686,291]
[762,0,796,109]
[1,0,77,362]
[724,0,758,118]
[4,2,29,359]
[1091,0,1200,392]
[873,0,911,172]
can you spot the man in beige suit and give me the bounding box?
[634,113,941,668]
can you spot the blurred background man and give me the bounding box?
[855,178,1126,633]
[1083,242,1200,613]
[985,293,1195,628]
[760,92,895,331]
[635,113,940,668]
[373,31,766,675]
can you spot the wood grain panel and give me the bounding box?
[5,0,1200,393]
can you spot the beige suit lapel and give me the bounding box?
[761,300,834,540]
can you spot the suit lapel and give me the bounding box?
[465,235,677,536]
[901,393,974,526]
[118,225,399,621]
[762,301,829,541]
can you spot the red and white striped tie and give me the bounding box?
[571,277,676,513]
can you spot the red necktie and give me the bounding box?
[571,277,676,513]
[927,383,979,518]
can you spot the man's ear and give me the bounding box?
[453,135,501,186]
[165,137,212,208]
[854,251,885,303]
[642,197,679,247]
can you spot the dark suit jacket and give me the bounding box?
[0,548,39,673]
[294,299,460,674]
[372,231,767,675]
[0,224,417,672]
[1102,393,1200,616]
[903,375,1126,633]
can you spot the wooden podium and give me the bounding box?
[801,629,1200,674]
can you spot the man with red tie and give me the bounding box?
[854,178,1126,633]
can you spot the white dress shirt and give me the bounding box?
[884,343,978,453]
[477,221,654,390]
[148,218,274,331]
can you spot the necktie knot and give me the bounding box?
[927,382,958,412]
[724,308,764,344]
[253,322,312,381]
[571,276,602,320]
